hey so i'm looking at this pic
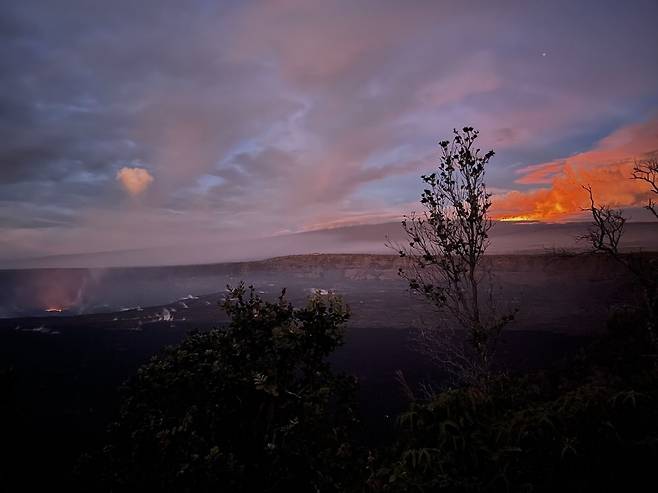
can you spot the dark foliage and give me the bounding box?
[81,284,361,492]
[0,367,18,486]
[368,309,658,492]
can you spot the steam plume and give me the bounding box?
[116,167,154,196]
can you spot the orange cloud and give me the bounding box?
[493,117,658,221]
[116,167,154,196]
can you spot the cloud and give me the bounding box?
[1,0,658,262]
[493,116,658,221]
[116,167,154,196]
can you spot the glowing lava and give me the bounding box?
[45,307,64,313]
[497,215,539,223]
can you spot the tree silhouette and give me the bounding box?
[633,155,658,219]
[391,127,514,384]
[582,162,658,347]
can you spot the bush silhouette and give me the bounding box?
[368,316,658,493]
[83,284,360,492]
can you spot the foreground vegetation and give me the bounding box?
[368,306,658,492]
[70,279,657,492]
[80,285,361,492]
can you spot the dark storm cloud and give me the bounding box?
[0,0,657,261]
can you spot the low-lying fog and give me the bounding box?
[0,252,644,339]
[0,221,654,322]
[2,221,657,269]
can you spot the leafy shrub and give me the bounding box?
[83,284,361,492]
[370,330,658,492]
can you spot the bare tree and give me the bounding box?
[581,179,658,347]
[581,185,626,258]
[632,155,658,219]
[390,127,514,385]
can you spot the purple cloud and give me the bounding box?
[0,0,657,263]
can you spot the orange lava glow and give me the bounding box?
[493,161,651,222]
[45,307,64,313]
[497,215,539,222]
[492,117,658,222]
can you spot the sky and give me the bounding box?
[1,0,657,262]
